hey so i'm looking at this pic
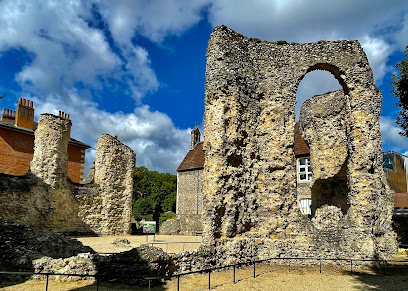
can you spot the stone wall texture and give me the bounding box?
[176,170,203,215]
[0,115,135,235]
[201,25,397,262]
[300,90,350,215]
[77,134,136,235]
[170,170,204,234]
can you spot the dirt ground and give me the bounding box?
[1,235,407,290]
[2,264,408,290]
[75,234,203,253]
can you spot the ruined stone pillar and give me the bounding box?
[30,113,71,188]
[202,25,397,262]
[94,134,136,235]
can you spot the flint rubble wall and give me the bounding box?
[201,25,397,263]
[0,114,135,235]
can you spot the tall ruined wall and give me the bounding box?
[0,114,88,232]
[77,134,136,235]
[31,114,71,188]
[0,115,136,235]
[202,25,397,262]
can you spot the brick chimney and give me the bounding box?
[58,110,70,120]
[1,108,16,122]
[15,98,34,129]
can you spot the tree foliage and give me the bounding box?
[392,46,408,136]
[132,166,177,223]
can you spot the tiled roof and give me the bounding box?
[0,120,91,149]
[177,142,205,172]
[392,193,408,208]
[294,122,310,156]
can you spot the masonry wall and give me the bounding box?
[92,134,136,235]
[172,169,204,234]
[0,114,135,235]
[202,25,397,263]
[176,169,203,215]
[0,127,86,183]
[67,144,86,183]
[0,128,34,176]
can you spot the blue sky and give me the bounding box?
[0,0,408,175]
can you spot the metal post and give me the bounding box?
[289,261,291,273]
[253,261,256,278]
[382,260,385,276]
[96,276,100,291]
[154,234,156,242]
[45,274,49,291]
[177,275,180,291]
[319,259,322,274]
[148,279,151,291]
[146,234,148,242]
[350,260,353,275]
[208,270,211,290]
[233,265,236,284]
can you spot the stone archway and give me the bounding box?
[202,25,397,261]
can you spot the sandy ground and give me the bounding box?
[75,234,203,253]
[1,235,407,290]
[2,264,408,290]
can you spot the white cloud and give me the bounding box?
[206,0,408,86]
[0,0,159,101]
[395,13,408,50]
[360,36,394,84]
[31,90,191,175]
[296,71,342,119]
[97,0,210,44]
[2,0,408,176]
[207,0,406,42]
[380,116,408,153]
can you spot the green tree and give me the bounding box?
[132,166,177,224]
[392,46,408,136]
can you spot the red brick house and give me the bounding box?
[0,98,90,183]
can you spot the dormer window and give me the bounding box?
[298,157,312,182]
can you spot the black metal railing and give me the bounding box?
[147,241,202,253]
[1,256,407,290]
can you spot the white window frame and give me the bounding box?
[298,157,312,182]
[299,198,312,215]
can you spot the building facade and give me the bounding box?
[0,98,90,183]
[175,125,205,233]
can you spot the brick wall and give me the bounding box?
[67,144,86,183]
[0,128,34,176]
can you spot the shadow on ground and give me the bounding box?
[342,264,408,291]
[71,281,167,291]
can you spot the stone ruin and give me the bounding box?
[0,113,135,235]
[201,25,397,262]
[0,26,401,287]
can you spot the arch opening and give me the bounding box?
[295,67,350,227]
